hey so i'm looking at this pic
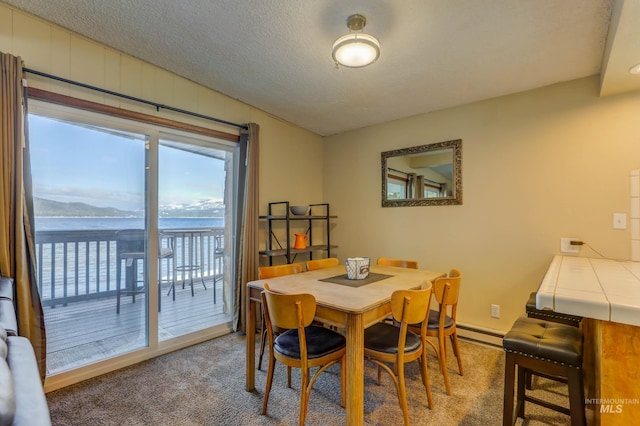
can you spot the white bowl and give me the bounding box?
[289,205,309,215]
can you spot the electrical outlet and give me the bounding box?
[613,213,627,229]
[490,304,500,318]
[560,237,580,254]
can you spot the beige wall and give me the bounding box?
[324,76,640,332]
[5,2,640,334]
[0,2,324,222]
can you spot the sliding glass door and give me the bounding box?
[157,134,234,340]
[28,101,235,377]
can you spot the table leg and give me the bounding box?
[346,313,364,426]
[245,289,256,391]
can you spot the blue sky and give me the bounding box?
[28,114,226,212]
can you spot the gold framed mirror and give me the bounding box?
[381,139,462,207]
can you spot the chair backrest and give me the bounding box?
[432,269,462,319]
[306,257,339,271]
[214,234,224,253]
[116,229,145,256]
[158,233,174,258]
[391,289,432,356]
[258,263,304,279]
[261,283,317,330]
[377,257,419,269]
[390,288,432,326]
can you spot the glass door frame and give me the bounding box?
[28,100,236,391]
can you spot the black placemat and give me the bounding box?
[319,272,393,288]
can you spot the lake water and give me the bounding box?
[35,217,224,231]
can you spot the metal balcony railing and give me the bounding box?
[35,227,224,307]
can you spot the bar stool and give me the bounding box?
[169,230,206,300]
[503,316,586,426]
[116,229,145,314]
[526,292,582,327]
[525,291,582,389]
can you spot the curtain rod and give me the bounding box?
[23,68,248,131]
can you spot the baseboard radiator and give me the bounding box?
[456,323,505,348]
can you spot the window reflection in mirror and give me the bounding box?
[382,139,462,207]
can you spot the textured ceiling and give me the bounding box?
[4,0,639,136]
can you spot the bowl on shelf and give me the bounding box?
[289,205,310,216]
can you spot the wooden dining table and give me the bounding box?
[245,263,445,426]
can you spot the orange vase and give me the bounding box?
[293,233,308,249]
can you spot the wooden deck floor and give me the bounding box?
[44,277,231,375]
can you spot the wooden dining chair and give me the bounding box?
[261,283,346,425]
[364,288,434,424]
[413,269,463,395]
[258,263,305,279]
[376,257,419,324]
[305,257,339,271]
[257,263,304,370]
[377,257,419,269]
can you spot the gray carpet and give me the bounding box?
[46,333,571,425]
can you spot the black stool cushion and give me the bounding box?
[364,323,422,354]
[275,325,345,359]
[526,292,582,326]
[405,309,453,331]
[503,317,582,366]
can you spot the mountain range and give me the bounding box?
[34,197,224,218]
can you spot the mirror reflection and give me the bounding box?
[382,139,462,207]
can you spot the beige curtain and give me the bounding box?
[233,123,259,332]
[0,52,47,380]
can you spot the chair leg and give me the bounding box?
[258,326,267,370]
[157,260,163,313]
[450,331,464,375]
[341,354,346,408]
[567,367,586,426]
[503,352,516,426]
[261,355,276,415]
[116,259,121,314]
[166,283,175,300]
[525,369,533,390]
[438,333,451,395]
[299,367,310,426]
[170,263,176,301]
[516,362,526,418]
[418,349,434,409]
[130,261,138,304]
[213,274,217,304]
[397,362,410,426]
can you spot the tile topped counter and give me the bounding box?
[537,255,640,425]
[537,255,640,326]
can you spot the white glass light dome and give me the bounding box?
[331,14,380,69]
[332,33,380,68]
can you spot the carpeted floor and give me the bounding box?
[46,333,572,425]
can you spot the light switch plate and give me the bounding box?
[613,213,627,229]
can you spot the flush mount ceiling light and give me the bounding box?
[630,63,640,75]
[332,14,380,68]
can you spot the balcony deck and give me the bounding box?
[44,276,230,375]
